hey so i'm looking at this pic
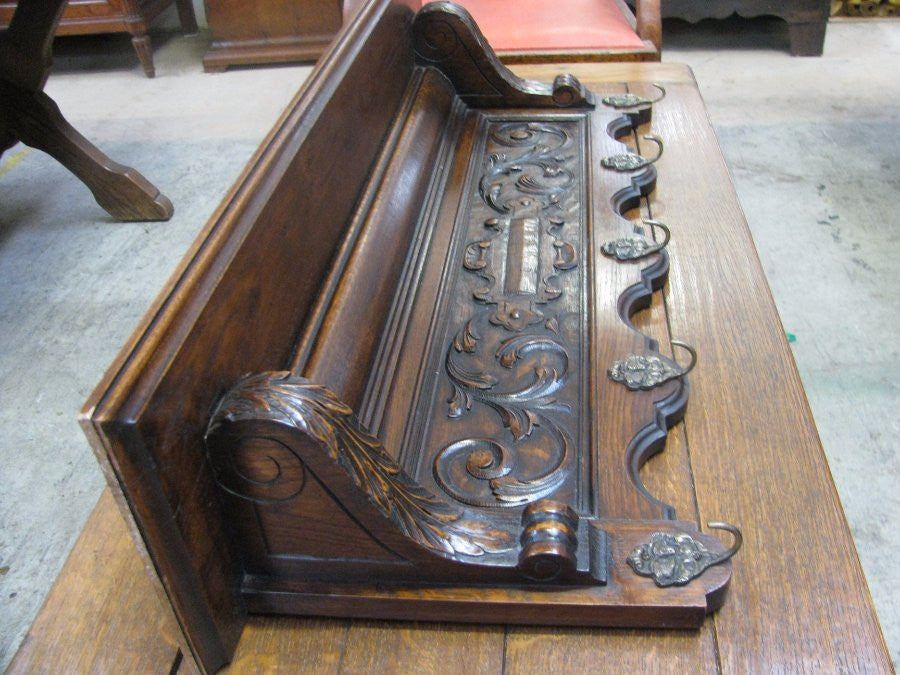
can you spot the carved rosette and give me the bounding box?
[207,371,512,557]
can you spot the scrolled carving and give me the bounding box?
[479,124,574,215]
[412,2,594,109]
[446,327,570,439]
[209,435,307,505]
[207,372,512,557]
[434,418,571,507]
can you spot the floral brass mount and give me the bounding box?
[629,522,743,587]
[609,341,698,391]
[601,83,667,110]
[601,134,664,172]
[602,218,670,261]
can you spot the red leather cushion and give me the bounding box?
[421,0,647,52]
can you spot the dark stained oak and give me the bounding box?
[16,3,884,673]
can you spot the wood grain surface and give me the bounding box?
[12,62,890,673]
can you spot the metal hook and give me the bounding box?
[608,339,697,390]
[671,340,697,376]
[601,134,664,172]
[706,522,743,564]
[627,520,743,587]
[601,83,667,109]
[601,218,671,261]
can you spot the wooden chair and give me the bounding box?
[420,0,662,62]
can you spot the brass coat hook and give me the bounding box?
[601,135,664,172]
[601,83,667,109]
[608,340,696,390]
[601,219,670,261]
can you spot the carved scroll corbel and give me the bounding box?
[412,2,594,109]
[205,371,513,560]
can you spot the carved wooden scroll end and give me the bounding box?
[412,2,594,109]
[206,371,514,561]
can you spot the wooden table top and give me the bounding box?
[9,62,891,674]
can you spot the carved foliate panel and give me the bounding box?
[409,116,590,514]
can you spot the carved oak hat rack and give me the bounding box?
[82,1,741,671]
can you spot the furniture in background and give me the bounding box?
[202,0,344,72]
[0,0,173,220]
[658,0,831,56]
[0,0,198,78]
[202,0,661,72]
[421,0,662,62]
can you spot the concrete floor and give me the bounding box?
[0,14,897,670]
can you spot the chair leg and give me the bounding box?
[131,34,156,78]
[174,0,199,35]
[787,20,827,56]
[5,82,173,221]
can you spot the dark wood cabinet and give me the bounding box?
[0,0,198,77]
[202,0,344,72]
[660,0,831,55]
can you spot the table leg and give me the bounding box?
[175,0,200,34]
[3,82,173,221]
[131,34,156,78]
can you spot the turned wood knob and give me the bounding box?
[518,500,579,581]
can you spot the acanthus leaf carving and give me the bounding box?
[208,371,512,557]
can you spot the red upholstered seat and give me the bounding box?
[421,0,647,54]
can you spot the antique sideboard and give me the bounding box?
[202,0,344,72]
[10,1,889,672]
[658,0,831,56]
[0,0,197,78]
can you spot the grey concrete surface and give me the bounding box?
[0,15,897,670]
